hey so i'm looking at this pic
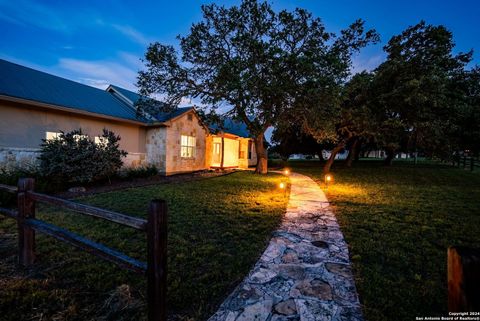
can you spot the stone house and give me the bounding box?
[0,59,257,175]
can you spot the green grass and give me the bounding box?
[290,160,480,321]
[0,172,289,321]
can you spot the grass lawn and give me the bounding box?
[0,171,289,321]
[290,160,480,321]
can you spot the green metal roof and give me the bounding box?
[107,84,194,122]
[0,59,193,124]
[0,59,144,122]
[0,59,250,135]
[210,118,252,138]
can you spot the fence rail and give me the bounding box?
[452,155,480,171]
[0,178,167,321]
[27,191,147,230]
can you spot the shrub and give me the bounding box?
[0,167,54,206]
[118,164,159,179]
[38,129,127,185]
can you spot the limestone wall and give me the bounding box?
[164,111,209,175]
[0,148,39,173]
[145,127,167,173]
[0,147,146,173]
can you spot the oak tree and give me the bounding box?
[137,0,378,173]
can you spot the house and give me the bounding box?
[0,59,256,175]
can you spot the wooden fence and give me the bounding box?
[0,178,167,321]
[448,246,480,312]
[452,155,480,171]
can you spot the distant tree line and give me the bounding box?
[136,0,479,173]
[272,21,480,172]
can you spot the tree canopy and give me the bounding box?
[371,21,473,162]
[137,0,378,173]
[274,20,479,171]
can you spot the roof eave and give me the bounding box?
[0,95,148,126]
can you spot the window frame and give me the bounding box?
[180,135,196,158]
[45,131,61,141]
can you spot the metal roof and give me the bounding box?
[0,59,143,122]
[107,85,194,122]
[210,118,251,138]
[0,58,250,134]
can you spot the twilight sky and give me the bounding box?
[1,0,479,92]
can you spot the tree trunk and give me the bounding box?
[317,151,325,161]
[323,142,345,173]
[354,141,362,161]
[384,147,396,166]
[254,133,268,174]
[346,138,359,167]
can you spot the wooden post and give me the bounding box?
[220,134,225,170]
[147,199,167,321]
[17,178,36,266]
[448,246,480,312]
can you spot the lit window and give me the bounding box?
[181,135,196,158]
[46,132,61,140]
[95,136,109,146]
[73,134,88,141]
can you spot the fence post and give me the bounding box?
[448,246,480,312]
[147,199,167,321]
[17,178,36,266]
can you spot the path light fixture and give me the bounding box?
[283,168,290,176]
[279,181,288,197]
[324,173,333,190]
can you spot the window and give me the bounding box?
[95,136,109,146]
[73,134,88,141]
[187,113,193,121]
[181,135,196,158]
[45,132,61,140]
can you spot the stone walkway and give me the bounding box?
[208,172,363,321]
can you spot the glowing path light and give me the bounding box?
[324,174,333,190]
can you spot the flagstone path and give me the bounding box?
[208,172,364,321]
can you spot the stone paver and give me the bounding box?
[208,172,363,321]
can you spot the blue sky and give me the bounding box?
[1,0,479,92]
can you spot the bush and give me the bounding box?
[0,167,54,206]
[118,164,159,179]
[38,129,127,185]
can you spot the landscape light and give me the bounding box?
[324,174,333,189]
[284,169,290,175]
[279,182,286,189]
